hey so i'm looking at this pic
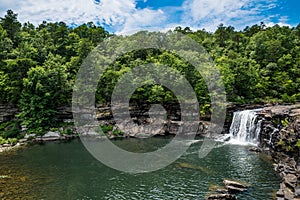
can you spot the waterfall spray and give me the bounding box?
[227,109,263,145]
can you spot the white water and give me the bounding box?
[225,109,263,146]
[268,128,279,147]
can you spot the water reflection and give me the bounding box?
[0,138,279,199]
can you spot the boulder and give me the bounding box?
[24,133,36,139]
[249,147,261,152]
[215,189,228,194]
[2,144,11,147]
[206,194,237,200]
[32,131,62,142]
[284,174,297,190]
[284,190,295,200]
[40,137,59,142]
[21,125,28,132]
[43,131,60,138]
[295,187,300,198]
[276,189,284,198]
[18,138,27,143]
[223,179,249,193]
[225,185,247,193]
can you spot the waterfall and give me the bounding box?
[227,109,263,145]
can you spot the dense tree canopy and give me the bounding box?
[0,10,299,135]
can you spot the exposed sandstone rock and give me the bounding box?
[0,104,19,123]
[223,180,249,193]
[206,193,237,200]
[249,147,262,152]
[43,131,60,138]
[259,104,300,200]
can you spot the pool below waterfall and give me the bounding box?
[0,137,280,199]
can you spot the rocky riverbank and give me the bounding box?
[258,104,300,200]
[1,103,300,200]
[0,132,78,153]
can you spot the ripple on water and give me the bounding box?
[0,139,279,199]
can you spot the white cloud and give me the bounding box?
[117,8,166,35]
[181,0,280,31]
[0,0,286,34]
[0,0,168,34]
[13,0,137,26]
[265,22,291,28]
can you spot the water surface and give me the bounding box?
[0,137,279,199]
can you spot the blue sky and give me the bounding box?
[0,0,299,34]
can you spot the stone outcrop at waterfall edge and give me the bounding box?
[258,104,300,200]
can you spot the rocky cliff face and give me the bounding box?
[0,104,19,123]
[259,104,300,160]
[258,104,300,200]
[96,103,210,137]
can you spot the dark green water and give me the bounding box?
[0,137,279,199]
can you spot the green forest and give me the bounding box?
[0,9,300,139]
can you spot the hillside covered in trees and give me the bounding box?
[0,10,299,139]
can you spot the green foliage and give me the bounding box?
[277,139,285,147]
[98,125,113,134]
[0,121,20,139]
[0,10,21,46]
[3,127,20,139]
[0,136,18,145]
[7,138,18,145]
[2,58,37,103]
[286,146,293,152]
[18,54,71,135]
[65,128,73,135]
[95,125,124,136]
[281,118,289,127]
[281,93,296,103]
[277,139,296,153]
[271,118,281,126]
[112,129,124,136]
[296,139,300,149]
[50,128,59,132]
[200,103,211,116]
[60,128,73,135]
[0,10,300,138]
[0,136,6,144]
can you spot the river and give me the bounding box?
[0,137,279,199]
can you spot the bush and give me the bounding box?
[0,136,6,145]
[7,138,18,145]
[281,93,296,103]
[61,128,73,135]
[0,136,18,145]
[99,125,113,134]
[95,125,124,136]
[66,128,73,135]
[112,129,124,136]
[0,121,21,139]
[3,127,20,139]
